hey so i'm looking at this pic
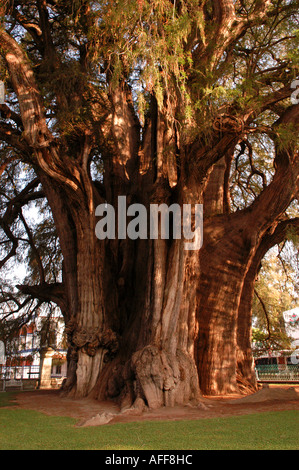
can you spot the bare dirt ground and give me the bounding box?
[14,383,299,427]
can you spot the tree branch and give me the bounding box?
[0,27,80,191]
[36,0,57,62]
[12,9,43,49]
[0,123,31,155]
[19,210,46,285]
[17,282,66,313]
[254,288,271,341]
[0,104,23,128]
[0,178,45,270]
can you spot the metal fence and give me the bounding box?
[0,365,67,391]
[255,364,299,382]
[0,365,40,380]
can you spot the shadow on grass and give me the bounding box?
[0,391,18,408]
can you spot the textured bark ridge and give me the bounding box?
[90,223,205,408]
[99,344,202,411]
[130,346,201,409]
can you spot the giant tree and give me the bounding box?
[0,0,298,408]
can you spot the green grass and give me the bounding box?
[0,395,298,450]
[0,391,18,408]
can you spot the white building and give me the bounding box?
[0,314,67,389]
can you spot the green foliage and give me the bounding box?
[252,243,299,353]
[89,0,198,114]
[286,225,299,247]
[275,122,299,152]
[287,29,299,64]
[3,0,298,143]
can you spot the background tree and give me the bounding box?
[252,240,299,354]
[0,1,298,408]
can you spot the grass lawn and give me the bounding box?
[0,393,298,450]
[0,391,18,408]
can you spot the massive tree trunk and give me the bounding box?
[26,92,208,407]
[196,138,299,395]
[54,167,207,407]
[196,209,258,395]
[92,173,206,409]
[36,170,107,398]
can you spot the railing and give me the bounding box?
[0,365,40,380]
[0,365,67,391]
[255,364,299,382]
[1,365,67,380]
